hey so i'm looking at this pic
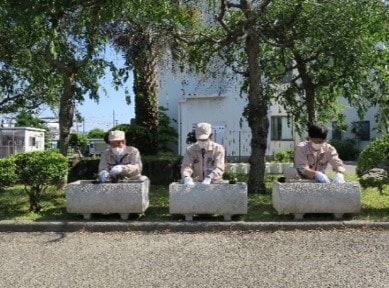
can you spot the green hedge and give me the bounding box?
[68,155,182,185]
[329,139,359,161]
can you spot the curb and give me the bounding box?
[0,220,388,233]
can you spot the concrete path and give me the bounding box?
[0,229,388,288]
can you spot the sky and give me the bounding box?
[39,47,135,133]
[75,74,135,133]
[39,73,135,133]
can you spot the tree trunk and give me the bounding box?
[295,54,317,124]
[58,73,76,156]
[245,27,268,194]
[28,186,41,213]
[132,30,159,155]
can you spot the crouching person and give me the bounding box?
[181,122,225,185]
[98,130,147,183]
[284,123,346,183]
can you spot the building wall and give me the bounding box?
[158,55,380,158]
[24,129,45,152]
[0,127,45,158]
[178,96,252,159]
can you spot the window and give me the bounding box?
[29,137,36,147]
[352,121,370,141]
[271,116,293,140]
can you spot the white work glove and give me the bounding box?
[110,165,124,176]
[315,171,330,183]
[183,176,194,186]
[99,170,110,183]
[332,172,345,183]
[202,176,212,185]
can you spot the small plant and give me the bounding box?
[14,150,68,212]
[273,150,293,162]
[223,172,248,183]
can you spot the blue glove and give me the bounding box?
[99,170,110,183]
[183,176,194,186]
[332,172,345,183]
[315,171,330,183]
[202,176,212,185]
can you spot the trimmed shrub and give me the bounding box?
[105,124,152,155]
[14,150,68,212]
[329,139,359,161]
[106,107,178,155]
[357,134,389,177]
[67,158,100,183]
[357,134,389,191]
[142,155,182,185]
[0,155,17,188]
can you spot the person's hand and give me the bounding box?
[99,170,110,183]
[183,176,194,186]
[202,176,212,185]
[332,172,345,183]
[110,165,124,176]
[315,171,330,183]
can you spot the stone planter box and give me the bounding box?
[169,182,248,221]
[272,180,361,220]
[66,179,150,220]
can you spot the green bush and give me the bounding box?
[158,106,178,153]
[357,134,389,177]
[67,158,100,183]
[107,107,178,155]
[142,155,182,185]
[105,124,152,154]
[0,155,17,187]
[357,134,389,192]
[273,150,293,162]
[14,150,68,212]
[329,138,359,161]
[69,132,88,154]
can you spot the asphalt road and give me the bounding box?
[0,229,388,288]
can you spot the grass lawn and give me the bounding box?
[1,174,388,222]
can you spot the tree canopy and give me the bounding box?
[181,0,388,193]
[0,0,124,155]
[260,0,389,132]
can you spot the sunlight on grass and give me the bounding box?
[354,186,389,221]
[0,176,388,222]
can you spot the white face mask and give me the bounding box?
[112,147,124,156]
[197,141,209,149]
[311,143,323,151]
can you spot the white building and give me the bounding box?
[158,56,380,160]
[157,1,387,160]
[0,127,46,158]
